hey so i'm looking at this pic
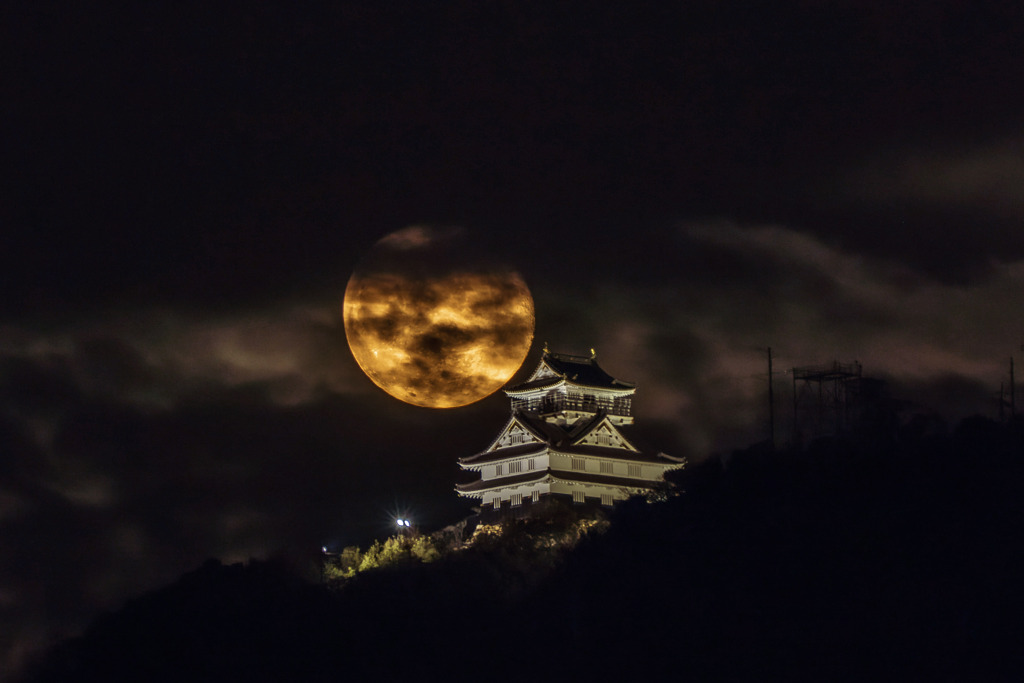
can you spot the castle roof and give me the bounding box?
[455,469,671,494]
[459,443,548,464]
[459,444,677,466]
[460,409,650,465]
[455,471,549,493]
[517,410,569,442]
[550,470,663,489]
[506,351,635,394]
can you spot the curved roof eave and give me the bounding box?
[504,377,566,395]
[459,443,549,466]
[455,471,552,493]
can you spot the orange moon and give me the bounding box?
[343,226,535,408]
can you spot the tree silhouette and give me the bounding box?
[22,416,1024,682]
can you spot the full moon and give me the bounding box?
[343,226,535,408]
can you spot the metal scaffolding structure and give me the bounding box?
[792,360,863,444]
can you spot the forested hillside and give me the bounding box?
[23,417,1024,682]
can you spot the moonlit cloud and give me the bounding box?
[0,298,377,671]
[5,2,1022,676]
[536,222,1022,456]
[848,137,1024,218]
[0,300,362,416]
[378,225,462,250]
[2,222,1018,677]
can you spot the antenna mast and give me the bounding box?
[767,347,775,449]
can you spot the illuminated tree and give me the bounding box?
[410,535,440,563]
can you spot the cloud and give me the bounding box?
[0,298,371,673]
[0,290,515,675]
[4,220,1021,676]
[0,299,364,416]
[675,222,1023,383]
[378,225,464,251]
[847,137,1024,218]
[535,222,1023,457]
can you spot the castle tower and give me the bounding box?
[456,348,685,515]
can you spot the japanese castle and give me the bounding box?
[456,348,686,515]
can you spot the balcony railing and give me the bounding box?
[512,395,632,417]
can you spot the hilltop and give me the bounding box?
[21,416,1024,682]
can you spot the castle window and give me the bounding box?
[495,464,503,476]
[531,490,540,503]
[571,457,585,471]
[628,464,641,477]
[600,461,613,474]
[528,458,536,470]
[596,432,613,446]
[572,490,585,504]
[509,461,523,474]
[511,493,523,507]
[492,498,501,510]
[601,494,613,507]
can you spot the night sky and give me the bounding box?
[4,1,1024,674]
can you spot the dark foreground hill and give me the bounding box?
[22,417,1024,682]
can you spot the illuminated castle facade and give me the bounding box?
[456,348,685,514]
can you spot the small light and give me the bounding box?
[397,519,406,527]
[322,546,328,553]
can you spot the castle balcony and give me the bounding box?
[511,394,632,418]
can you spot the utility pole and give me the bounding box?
[792,368,799,449]
[767,347,775,449]
[1011,357,1016,419]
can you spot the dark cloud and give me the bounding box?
[72,337,161,400]
[6,2,1021,315]
[520,222,1023,455]
[0,355,81,419]
[413,326,473,358]
[5,1,1024,676]
[0,329,503,672]
[470,278,532,313]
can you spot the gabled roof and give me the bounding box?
[478,413,547,454]
[516,411,569,443]
[463,401,684,465]
[473,410,572,455]
[487,409,591,450]
[507,350,635,393]
[566,412,638,451]
[462,409,638,464]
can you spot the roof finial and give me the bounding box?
[543,341,550,354]
[590,347,596,358]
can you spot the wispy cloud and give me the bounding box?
[847,137,1024,218]
[0,299,363,417]
[542,222,1022,456]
